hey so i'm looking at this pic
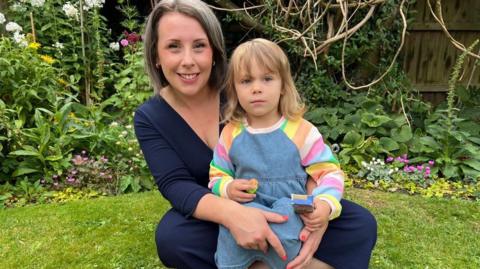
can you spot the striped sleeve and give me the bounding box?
[208,123,242,198]
[292,119,345,220]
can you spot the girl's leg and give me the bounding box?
[249,261,270,269]
[155,208,219,269]
[314,199,377,269]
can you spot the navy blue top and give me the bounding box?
[134,96,220,217]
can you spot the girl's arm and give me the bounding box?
[301,123,344,220]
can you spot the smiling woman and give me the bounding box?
[155,12,213,97]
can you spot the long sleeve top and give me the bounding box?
[134,96,220,217]
[209,117,345,219]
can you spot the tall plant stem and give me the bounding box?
[30,12,36,43]
[79,0,91,106]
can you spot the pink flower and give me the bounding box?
[120,39,129,47]
[72,155,86,165]
[123,31,141,44]
[428,160,435,166]
[386,156,394,162]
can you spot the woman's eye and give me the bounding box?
[167,43,179,49]
[194,43,206,49]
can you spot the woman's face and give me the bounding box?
[156,12,213,97]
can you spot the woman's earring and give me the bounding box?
[212,61,216,67]
[155,63,160,69]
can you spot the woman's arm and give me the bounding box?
[134,108,210,216]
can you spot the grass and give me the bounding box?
[1,188,479,268]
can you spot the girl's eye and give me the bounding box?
[264,76,273,81]
[240,79,251,84]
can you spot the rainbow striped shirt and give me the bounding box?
[209,117,344,219]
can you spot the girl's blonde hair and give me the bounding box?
[223,38,305,123]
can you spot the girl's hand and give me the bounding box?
[225,205,288,261]
[286,225,328,269]
[300,198,330,233]
[226,179,257,203]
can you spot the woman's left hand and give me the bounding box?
[286,224,327,269]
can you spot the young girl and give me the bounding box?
[209,38,345,269]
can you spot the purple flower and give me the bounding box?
[386,156,394,162]
[120,39,129,47]
[417,165,424,171]
[428,160,435,166]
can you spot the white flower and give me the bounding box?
[6,22,22,32]
[110,121,119,127]
[121,131,128,136]
[13,31,28,47]
[30,0,45,7]
[63,2,79,19]
[84,0,105,10]
[361,161,367,167]
[125,125,132,129]
[53,42,64,49]
[0,13,6,24]
[109,42,120,51]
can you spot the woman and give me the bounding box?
[134,0,377,268]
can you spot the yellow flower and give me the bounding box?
[28,42,41,50]
[58,79,68,86]
[40,55,55,64]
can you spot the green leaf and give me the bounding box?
[442,164,459,179]
[9,150,40,157]
[45,155,63,161]
[12,167,39,177]
[361,112,392,128]
[393,125,413,143]
[419,136,441,150]
[379,137,399,151]
[459,165,480,179]
[462,159,480,171]
[342,131,363,147]
[120,176,132,192]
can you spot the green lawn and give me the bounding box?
[1,188,479,268]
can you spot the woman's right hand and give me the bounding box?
[224,205,288,261]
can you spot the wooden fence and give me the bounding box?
[401,0,480,105]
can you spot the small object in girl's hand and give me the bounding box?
[246,178,258,194]
[291,194,314,213]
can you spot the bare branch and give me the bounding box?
[426,0,480,60]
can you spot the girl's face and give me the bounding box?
[234,60,283,128]
[156,12,213,97]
